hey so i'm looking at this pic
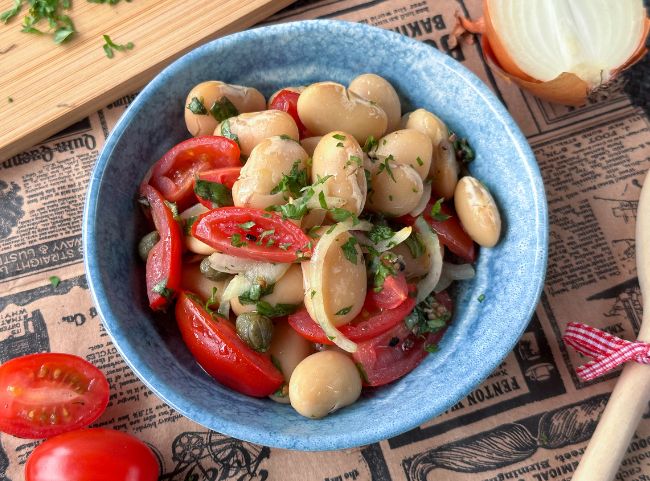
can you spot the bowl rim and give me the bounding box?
[83,18,548,451]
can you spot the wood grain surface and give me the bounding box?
[0,0,294,160]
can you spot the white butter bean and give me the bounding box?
[374,129,432,180]
[348,73,401,133]
[400,108,447,147]
[454,176,501,247]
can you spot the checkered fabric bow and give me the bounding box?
[563,322,650,381]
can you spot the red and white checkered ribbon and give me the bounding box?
[563,322,650,381]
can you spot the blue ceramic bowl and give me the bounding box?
[83,20,547,451]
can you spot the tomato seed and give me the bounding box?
[52,368,62,380]
[37,365,48,378]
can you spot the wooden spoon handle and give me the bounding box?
[572,171,650,481]
[571,356,650,481]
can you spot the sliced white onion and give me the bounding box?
[305,194,347,211]
[207,253,291,284]
[435,262,476,293]
[308,221,358,353]
[217,274,252,317]
[414,216,443,304]
[354,225,413,254]
[408,182,432,218]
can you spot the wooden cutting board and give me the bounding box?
[0,0,294,160]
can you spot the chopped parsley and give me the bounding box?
[318,191,328,209]
[187,96,207,115]
[209,96,239,122]
[183,215,198,235]
[310,289,316,299]
[220,118,239,145]
[478,293,486,303]
[405,293,451,335]
[332,133,346,141]
[270,160,308,199]
[376,155,396,182]
[362,135,378,153]
[416,156,424,166]
[239,282,274,305]
[279,134,297,142]
[369,251,400,292]
[424,344,440,353]
[152,279,174,299]
[349,155,362,167]
[279,243,291,251]
[230,233,246,248]
[335,306,352,316]
[194,179,233,208]
[256,229,275,246]
[102,34,134,58]
[452,135,475,163]
[404,232,426,258]
[330,208,359,225]
[430,198,450,221]
[205,287,219,315]
[255,301,298,318]
[341,236,358,264]
[368,224,395,244]
[163,200,180,220]
[49,275,61,288]
[307,225,321,239]
[238,221,255,230]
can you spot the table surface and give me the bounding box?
[0,0,649,480]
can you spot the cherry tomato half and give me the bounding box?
[288,283,417,345]
[25,428,159,481]
[192,207,313,263]
[268,89,310,139]
[0,353,109,439]
[147,136,241,211]
[399,201,476,263]
[193,167,241,209]
[368,273,409,310]
[141,184,183,311]
[176,292,284,397]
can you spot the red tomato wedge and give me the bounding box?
[192,207,313,263]
[25,428,159,481]
[141,184,183,311]
[368,273,409,310]
[268,89,310,139]
[288,288,417,345]
[193,167,241,209]
[353,320,447,387]
[176,292,284,397]
[0,353,109,439]
[399,201,476,263]
[147,136,241,210]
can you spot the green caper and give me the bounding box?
[138,231,160,262]
[199,257,230,281]
[236,312,273,352]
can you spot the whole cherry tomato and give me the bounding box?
[268,89,310,138]
[25,428,159,481]
[176,292,284,397]
[0,353,109,439]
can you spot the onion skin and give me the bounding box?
[461,0,650,106]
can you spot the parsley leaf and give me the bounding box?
[209,96,239,122]
[183,215,198,235]
[187,96,208,115]
[163,200,180,220]
[404,293,451,335]
[376,155,396,182]
[231,233,246,248]
[335,305,352,316]
[256,229,275,246]
[205,287,219,315]
[341,236,358,264]
[330,208,359,225]
[424,344,440,353]
[362,135,378,153]
[255,301,299,318]
[220,118,240,145]
[368,224,395,244]
[318,190,328,209]
[102,34,133,58]
[49,275,60,288]
[416,156,424,166]
[430,198,451,221]
[332,133,346,141]
[270,160,308,198]
[194,179,233,208]
[239,282,274,305]
[0,0,21,23]
[369,251,400,292]
[452,135,475,163]
[238,221,255,230]
[478,293,486,303]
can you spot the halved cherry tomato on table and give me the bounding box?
[25,428,159,481]
[147,136,241,211]
[0,353,109,439]
[176,292,284,397]
[399,200,476,263]
[268,89,310,139]
[141,184,183,311]
[288,281,416,345]
[192,207,313,263]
